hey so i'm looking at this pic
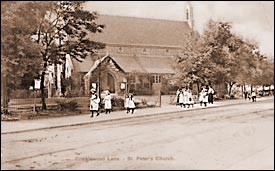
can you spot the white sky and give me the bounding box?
[84,1,274,57]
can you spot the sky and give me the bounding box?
[84,1,274,57]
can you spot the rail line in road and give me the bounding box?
[76,108,273,133]
[4,106,273,165]
[2,99,274,135]
[2,99,274,169]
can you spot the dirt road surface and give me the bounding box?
[1,99,274,170]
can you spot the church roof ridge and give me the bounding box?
[91,14,193,47]
[98,14,188,23]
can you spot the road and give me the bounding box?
[1,99,274,170]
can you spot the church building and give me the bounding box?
[69,2,197,96]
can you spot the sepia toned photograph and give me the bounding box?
[1,1,274,170]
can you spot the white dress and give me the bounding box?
[199,92,203,102]
[183,91,189,104]
[128,98,135,109]
[179,93,184,104]
[202,91,208,103]
[104,95,112,109]
[90,97,100,111]
[125,97,129,109]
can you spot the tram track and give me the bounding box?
[2,99,273,135]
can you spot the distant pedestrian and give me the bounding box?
[179,90,184,108]
[183,88,189,108]
[104,91,112,114]
[90,94,100,117]
[125,94,130,113]
[199,88,204,106]
[251,91,257,102]
[128,94,135,114]
[208,86,215,104]
[244,90,248,100]
[202,88,208,107]
[248,92,251,101]
[176,89,180,106]
[187,89,194,108]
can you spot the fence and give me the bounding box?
[3,93,161,118]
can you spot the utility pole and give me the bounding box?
[1,74,8,114]
[98,56,101,104]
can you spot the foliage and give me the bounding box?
[111,97,124,108]
[32,1,105,64]
[57,99,78,111]
[1,2,46,91]
[174,19,274,96]
[1,1,106,109]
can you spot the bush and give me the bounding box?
[57,99,78,111]
[112,97,125,108]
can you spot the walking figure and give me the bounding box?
[201,88,208,107]
[128,94,136,114]
[179,89,184,108]
[125,94,130,113]
[104,91,112,114]
[183,88,189,108]
[244,90,248,100]
[187,89,194,108]
[176,88,180,106]
[208,86,215,104]
[90,93,100,117]
[251,91,257,102]
[199,88,204,106]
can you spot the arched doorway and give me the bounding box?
[107,73,115,93]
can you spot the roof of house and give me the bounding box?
[89,15,192,47]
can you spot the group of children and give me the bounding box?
[244,90,257,102]
[124,93,136,114]
[89,89,136,118]
[198,86,214,107]
[176,88,195,108]
[176,86,215,108]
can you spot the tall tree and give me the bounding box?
[1,2,48,109]
[1,1,105,110]
[174,19,270,97]
[31,1,105,109]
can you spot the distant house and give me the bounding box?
[69,3,197,96]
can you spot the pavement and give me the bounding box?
[1,96,274,134]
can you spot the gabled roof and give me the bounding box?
[84,54,126,78]
[71,57,95,73]
[112,54,175,74]
[90,15,192,47]
[72,54,176,75]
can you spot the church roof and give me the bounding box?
[72,15,190,75]
[72,54,175,74]
[71,57,95,73]
[90,15,192,47]
[112,54,175,74]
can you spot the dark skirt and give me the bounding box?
[208,93,214,103]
